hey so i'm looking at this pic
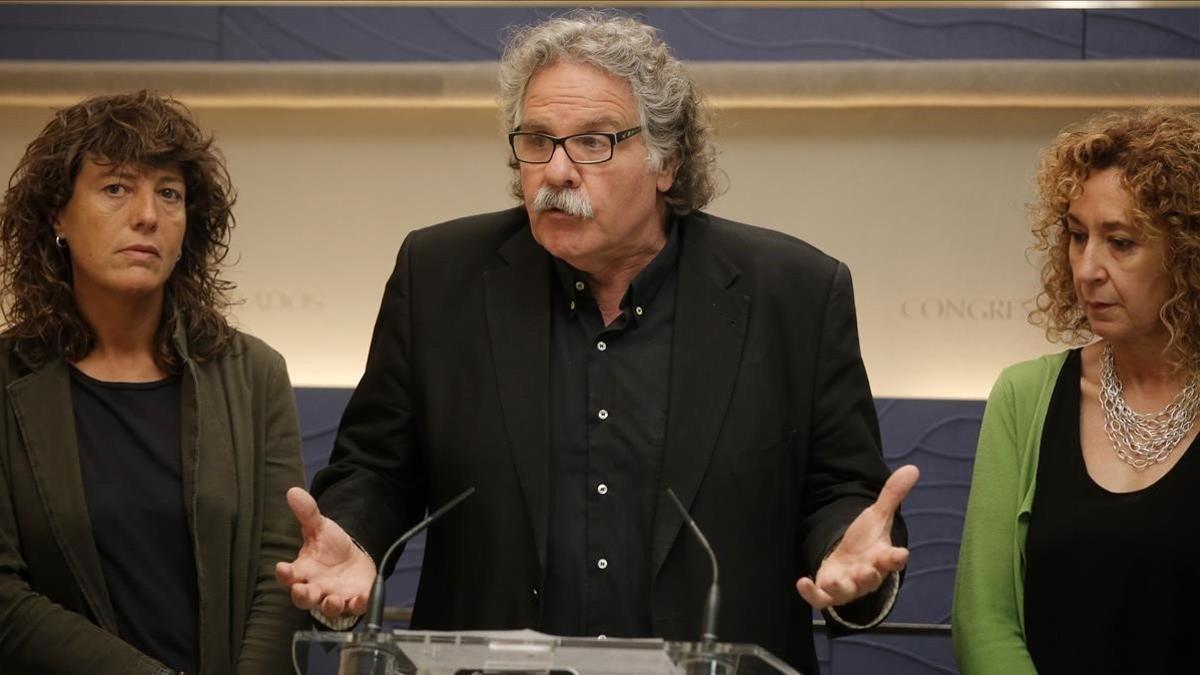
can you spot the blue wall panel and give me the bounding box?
[650,8,1082,60]
[878,398,981,628]
[1,4,1198,62]
[0,5,221,60]
[832,633,959,675]
[218,6,514,61]
[1086,9,1200,59]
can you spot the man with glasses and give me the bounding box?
[277,11,915,672]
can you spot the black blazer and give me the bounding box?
[313,207,902,673]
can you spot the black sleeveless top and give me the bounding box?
[1025,349,1200,674]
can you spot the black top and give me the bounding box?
[1025,348,1200,674]
[541,222,680,637]
[71,366,198,674]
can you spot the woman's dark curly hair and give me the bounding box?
[0,90,237,372]
[1029,108,1200,373]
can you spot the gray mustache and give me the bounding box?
[532,187,595,219]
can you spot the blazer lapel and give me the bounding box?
[652,216,749,578]
[8,360,118,631]
[484,224,552,573]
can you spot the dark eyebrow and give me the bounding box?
[94,163,184,186]
[95,165,139,181]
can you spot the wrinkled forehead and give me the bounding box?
[517,60,638,130]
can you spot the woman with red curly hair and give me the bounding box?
[0,91,306,674]
[954,109,1200,675]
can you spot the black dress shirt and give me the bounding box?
[541,222,680,637]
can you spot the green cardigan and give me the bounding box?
[0,331,308,674]
[952,351,1068,674]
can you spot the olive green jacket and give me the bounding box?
[0,331,307,674]
[952,351,1069,675]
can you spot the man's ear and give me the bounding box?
[656,157,677,193]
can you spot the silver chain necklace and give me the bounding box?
[1099,344,1200,471]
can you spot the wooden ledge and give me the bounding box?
[0,60,1196,109]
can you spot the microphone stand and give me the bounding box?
[365,486,476,632]
[340,487,476,675]
[666,488,726,674]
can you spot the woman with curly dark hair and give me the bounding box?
[0,91,306,674]
[954,109,1200,675]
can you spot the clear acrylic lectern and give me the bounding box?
[292,628,803,675]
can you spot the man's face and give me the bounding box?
[518,61,675,276]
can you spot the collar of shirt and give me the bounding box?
[551,217,681,325]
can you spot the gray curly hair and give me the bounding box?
[498,10,720,215]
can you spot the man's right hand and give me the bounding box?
[275,487,376,620]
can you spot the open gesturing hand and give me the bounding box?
[274,487,376,620]
[795,464,919,610]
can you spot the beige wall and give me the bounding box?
[0,103,1176,397]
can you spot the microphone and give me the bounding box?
[666,488,719,650]
[364,486,476,632]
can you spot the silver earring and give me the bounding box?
[54,234,67,249]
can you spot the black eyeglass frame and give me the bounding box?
[507,126,643,164]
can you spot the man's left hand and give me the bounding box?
[795,464,919,610]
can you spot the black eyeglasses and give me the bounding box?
[508,126,642,164]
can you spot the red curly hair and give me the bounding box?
[1029,108,1200,372]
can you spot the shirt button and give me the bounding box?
[597,483,608,495]
[635,306,644,316]
[597,558,608,570]
[596,341,607,352]
[575,281,585,291]
[569,300,576,311]
[598,634,608,640]
[597,409,609,420]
